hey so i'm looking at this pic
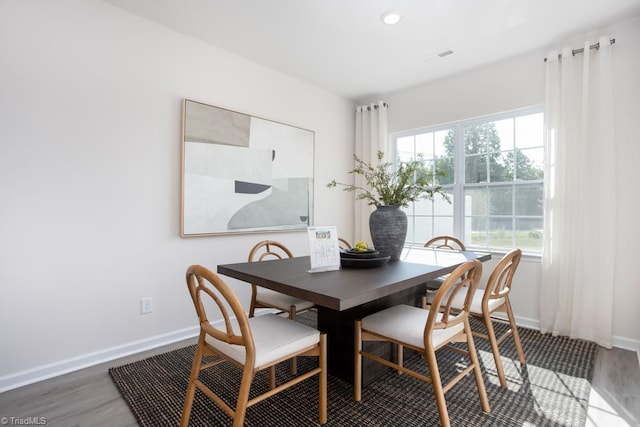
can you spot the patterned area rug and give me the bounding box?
[109,313,598,426]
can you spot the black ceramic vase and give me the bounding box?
[369,205,407,261]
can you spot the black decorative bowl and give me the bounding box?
[340,248,380,259]
[340,255,391,269]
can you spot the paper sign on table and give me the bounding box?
[307,226,341,272]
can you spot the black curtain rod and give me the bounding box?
[358,102,388,112]
[544,38,615,62]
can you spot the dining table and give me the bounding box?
[217,246,491,384]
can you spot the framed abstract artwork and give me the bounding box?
[180,99,314,236]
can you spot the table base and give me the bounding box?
[317,285,424,386]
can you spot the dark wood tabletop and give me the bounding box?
[217,248,491,311]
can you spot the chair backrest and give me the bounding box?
[248,240,293,262]
[185,265,256,362]
[483,248,522,304]
[338,238,352,251]
[425,259,482,338]
[423,235,466,251]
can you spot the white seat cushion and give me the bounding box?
[257,288,315,312]
[450,288,505,315]
[361,304,464,350]
[206,314,320,369]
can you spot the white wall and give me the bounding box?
[0,0,355,390]
[362,15,640,349]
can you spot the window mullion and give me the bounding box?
[453,123,465,239]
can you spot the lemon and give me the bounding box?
[354,241,368,252]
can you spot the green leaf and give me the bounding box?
[327,151,450,207]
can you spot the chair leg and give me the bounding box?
[505,299,526,365]
[233,365,254,427]
[483,310,508,388]
[180,335,205,427]
[319,333,327,425]
[179,383,196,427]
[289,307,298,375]
[465,319,491,413]
[397,344,404,374]
[269,365,276,390]
[249,286,258,318]
[423,289,437,311]
[354,320,362,401]
[424,345,450,427]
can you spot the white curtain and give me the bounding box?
[354,101,390,244]
[540,36,616,348]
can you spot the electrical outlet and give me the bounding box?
[140,297,153,314]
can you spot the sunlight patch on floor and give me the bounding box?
[585,386,634,427]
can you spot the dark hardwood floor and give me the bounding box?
[0,341,638,426]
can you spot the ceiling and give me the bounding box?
[103,0,640,101]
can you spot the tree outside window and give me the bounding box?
[394,109,544,252]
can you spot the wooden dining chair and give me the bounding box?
[449,248,525,388]
[338,237,352,251]
[180,265,327,427]
[248,240,315,373]
[424,235,466,251]
[355,259,490,427]
[421,235,467,309]
[248,240,315,320]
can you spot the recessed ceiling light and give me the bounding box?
[381,11,402,25]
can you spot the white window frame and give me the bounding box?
[391,106,544,254]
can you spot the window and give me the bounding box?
[393,108,544,253]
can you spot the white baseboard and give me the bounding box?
[2,310,638,393]
[0,326,200,393]
[0,310,280,394]
[496,313,640,352]
[492,312,539,330]
[611,335,640,353]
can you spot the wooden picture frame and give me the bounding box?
[180,99,314,236]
